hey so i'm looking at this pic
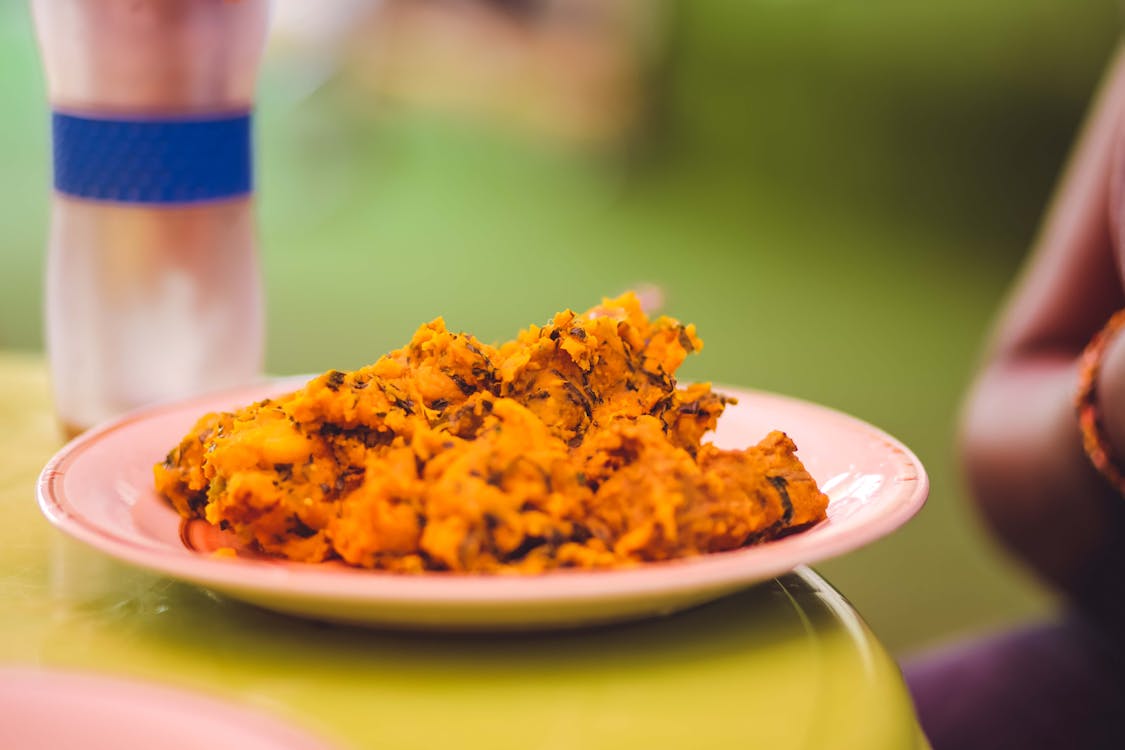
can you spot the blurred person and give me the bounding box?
[293,0,666,147]
[904,44,1125,750]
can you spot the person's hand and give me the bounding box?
[960,44,1125,627]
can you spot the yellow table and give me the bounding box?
[0,354,928,749]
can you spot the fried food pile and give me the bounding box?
[155,294,828,573]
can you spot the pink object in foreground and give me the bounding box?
[0,668,336,750]
[37,378,928,631]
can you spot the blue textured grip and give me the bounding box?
[52,112,252,204]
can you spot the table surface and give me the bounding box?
[0,354,928,750]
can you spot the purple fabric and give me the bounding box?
[903,618,1125,750]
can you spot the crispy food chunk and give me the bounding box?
[155,293,828,572]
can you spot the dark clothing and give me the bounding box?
[904,617,1125,750]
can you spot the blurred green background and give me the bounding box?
[1,0,1121,653]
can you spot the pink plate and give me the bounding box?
[0,667,334,750]
[37,378,927,630]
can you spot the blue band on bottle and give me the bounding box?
[52,112,253,204]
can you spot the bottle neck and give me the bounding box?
[31,0,269,113]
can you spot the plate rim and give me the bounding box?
[37,378,929,608]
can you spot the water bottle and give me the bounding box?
[31,0,270,437]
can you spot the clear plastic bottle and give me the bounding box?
[31,0,270,436]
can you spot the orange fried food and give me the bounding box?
[154,293,828,572]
